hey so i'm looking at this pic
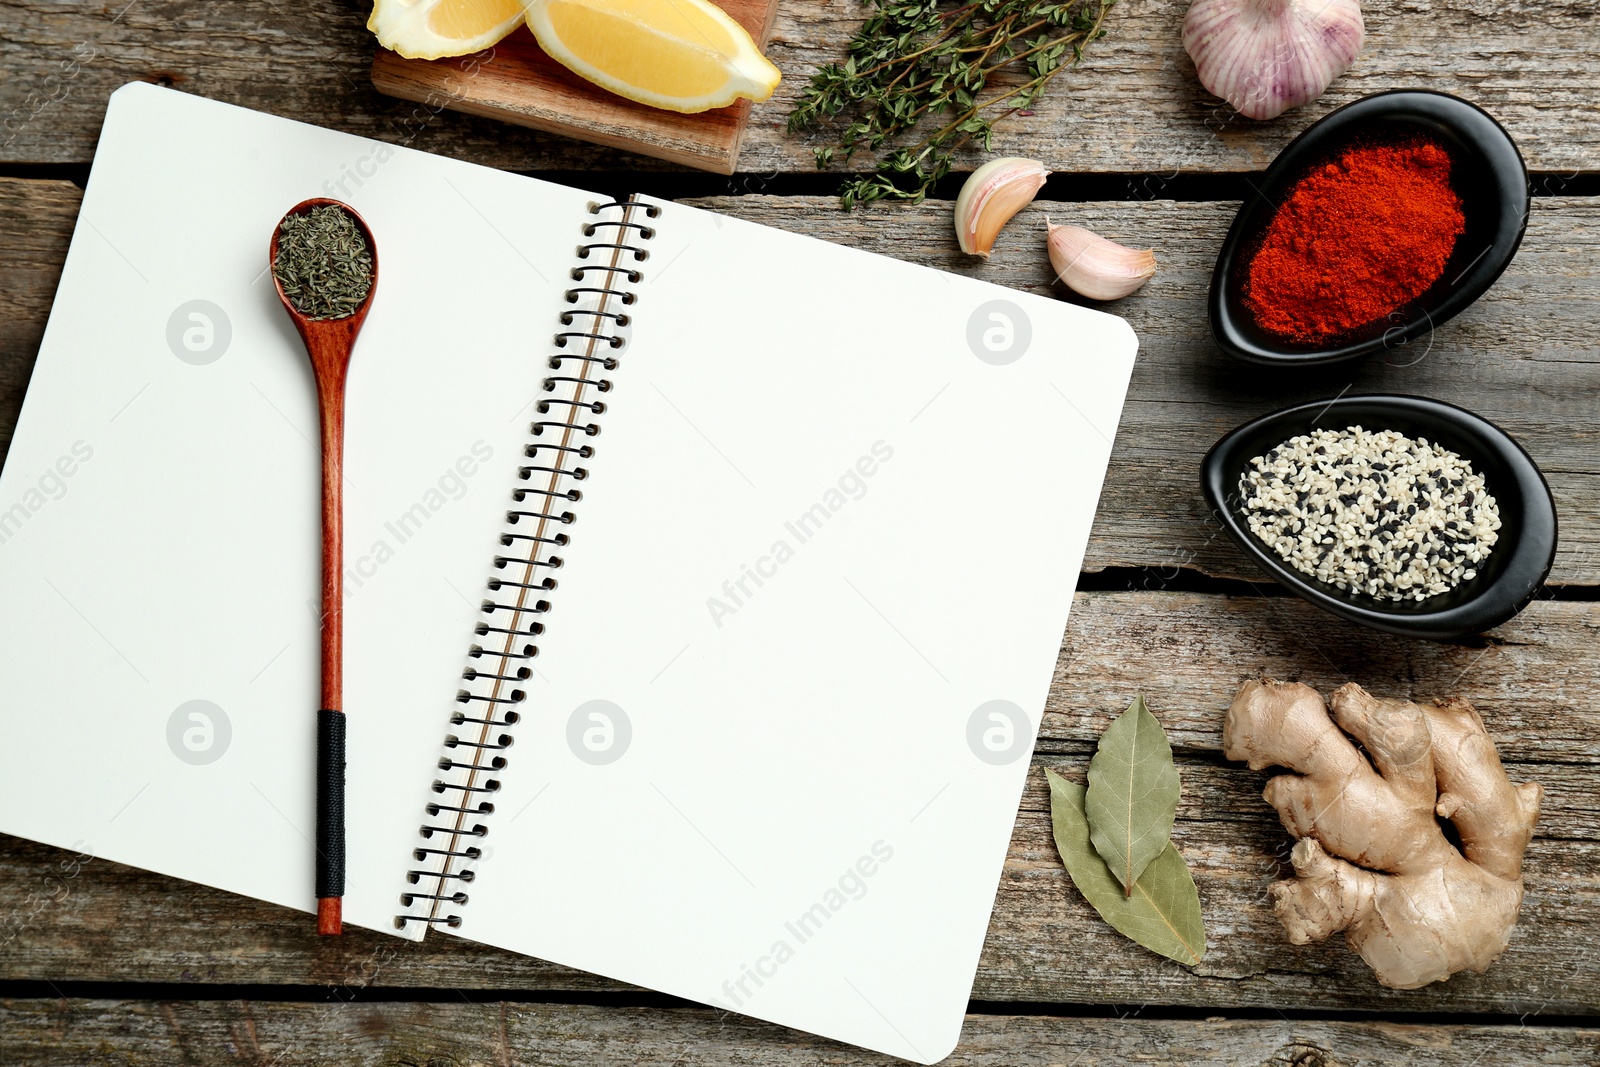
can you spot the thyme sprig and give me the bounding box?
[789,0,1116,208]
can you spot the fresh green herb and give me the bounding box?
[1086,694,1181,895]
[273,206,374,321]
[1046,696,1206,965]
[788,0,1117,209]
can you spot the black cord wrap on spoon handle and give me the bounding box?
[316,708,347,900]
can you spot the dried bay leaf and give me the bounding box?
[1086,694,1180,894]
[1047,769,1206,966]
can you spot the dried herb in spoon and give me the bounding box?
[789,0,1118,208]
[273,205,374,321]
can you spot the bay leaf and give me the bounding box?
[1047,769,1206,966]
[1085,694,1180,894]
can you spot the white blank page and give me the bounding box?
[0,84,592,937]
[452,196,1137,1060]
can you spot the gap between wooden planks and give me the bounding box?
[2,1000,1598,1066]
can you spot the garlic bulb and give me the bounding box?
[1183,0,1364,121]
[954,157,1050,257]
[1047,222,1157,302]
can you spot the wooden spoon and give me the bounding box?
[269,198,379,937]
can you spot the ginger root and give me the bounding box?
[1224,679,1542,989]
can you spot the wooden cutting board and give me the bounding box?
[370,0,782,175]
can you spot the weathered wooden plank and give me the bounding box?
[2,0,1597,173]
[0,177,74,446]
[3,999,1597,1067]
[6,179,1597,584]
[3,592,1596,1014]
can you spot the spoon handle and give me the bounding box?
[269,196,376,937]
[313,341,349,937]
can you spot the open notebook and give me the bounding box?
[0,83,1136,1062]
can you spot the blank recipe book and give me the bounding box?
[0,84,1136,1061]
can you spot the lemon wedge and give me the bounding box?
[370,0,529,61]
[525,0,780,114]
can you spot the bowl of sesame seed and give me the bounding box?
[1201,395,1557,640]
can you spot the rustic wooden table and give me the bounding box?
[3,2,1597,1064]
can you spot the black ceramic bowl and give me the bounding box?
[1210,91,1529,367]
[1201,395,1557,640]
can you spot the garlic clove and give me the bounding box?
[1183,0,1364,122]
[1047,222,1157,302]
[954,157,1051,257]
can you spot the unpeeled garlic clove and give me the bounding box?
[954,157,1050,257]
[1047,222,1157,302]
[1183,0,1364,121]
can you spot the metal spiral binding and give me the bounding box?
[396,196,656,930]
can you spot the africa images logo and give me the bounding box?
[720,840,894,1009]
[967,700,1031,765]
[706,441,894,628]
[166,300,232,365]
[0,441,94,546]
[966,299,1031,365]
[567,699,631,765]
[166,700,232,766]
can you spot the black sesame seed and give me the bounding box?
[1242,428,1498,604]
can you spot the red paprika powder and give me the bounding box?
[1244,137,1466,344]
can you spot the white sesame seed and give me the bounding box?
[1239,425,1500,602]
